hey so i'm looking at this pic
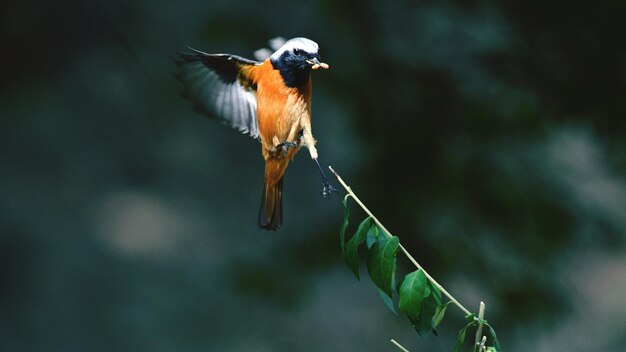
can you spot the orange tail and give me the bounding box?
[259,159,287,230]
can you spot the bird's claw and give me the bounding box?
[321,179,338,199]
[278,141,299,158]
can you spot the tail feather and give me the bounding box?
[259,177,283,230]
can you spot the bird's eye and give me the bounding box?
[294,48,301,55]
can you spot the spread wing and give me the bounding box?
[176,48,260,138]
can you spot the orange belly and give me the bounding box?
[249,60,312,159]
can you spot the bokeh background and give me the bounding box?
[3,0,626,351]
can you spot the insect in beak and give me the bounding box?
[306,58,329,70]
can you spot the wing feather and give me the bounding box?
[230,86,239,124]
[176,49,260,138]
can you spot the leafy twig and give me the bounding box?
[329,166,502,351]
[329,166,473,317]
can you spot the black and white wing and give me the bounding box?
[176,48,260,138]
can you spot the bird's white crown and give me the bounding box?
[270,37,319,60]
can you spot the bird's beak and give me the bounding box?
[306,57,329,70]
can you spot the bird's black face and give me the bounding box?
[279,48,322,71]
[271,48,325,87]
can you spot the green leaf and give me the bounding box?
[398,270,428,319]
[417,294,439,335]
[452,321,475,352]
[485,323,501,351]
[366,224,379,249]
[428,280,442,306]
[339,194,351,257]
[431,301,452,331]
[367,236,400,297]
[345,217,373,280]
[423,280,431,299]
[377,288,398,315]
[399,269,434,334]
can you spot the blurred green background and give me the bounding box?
[3,0,626,351]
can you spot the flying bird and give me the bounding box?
[176,37,336,230]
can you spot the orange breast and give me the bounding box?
[248,60,312,155]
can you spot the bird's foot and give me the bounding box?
[321,179,338,199]
[277,141,299,158]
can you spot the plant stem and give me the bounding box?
[474,302,486,351]
[390,339,410,352]
[478,336,487,352]
[329,166,473,317]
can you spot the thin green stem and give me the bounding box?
[329,166,473,317]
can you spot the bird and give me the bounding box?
[175,37,336,230]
